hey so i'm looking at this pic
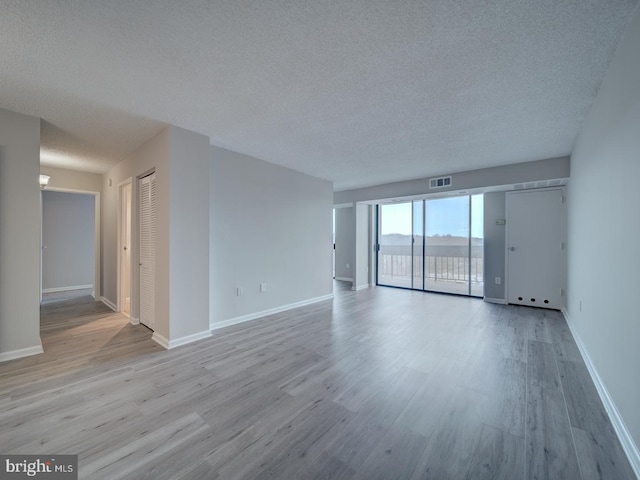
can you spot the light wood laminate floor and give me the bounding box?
[0,282,635,479]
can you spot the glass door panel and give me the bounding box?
[424,196,470,295]
[378,203,412,288]
[470,194,484,297]
[412,201,424,290]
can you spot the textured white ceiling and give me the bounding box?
[1,0,637,190]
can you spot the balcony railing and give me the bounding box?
[379,254,483,282]
[377,244,484,295]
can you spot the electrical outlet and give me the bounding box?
[495,277,501,285]
[260,283,267,293]
[236,287,243,297]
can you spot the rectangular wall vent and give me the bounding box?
[513,179,567,190]
[429,176,452,189]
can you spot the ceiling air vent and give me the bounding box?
[429,176,452,189]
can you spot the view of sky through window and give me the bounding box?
[380,195,483,238]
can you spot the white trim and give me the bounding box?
[333,203,353,209]
[117,178,133,317]
[129,317,140,325]
[210,293,335,331]
[483,297,508,304]
[351,283,370,291]
[0,344,44,363]
[369,205,376,285]
[562,308,640,478]
[151,330,212,350]
[42,284,93,294]
[151,332,169,349]
[100,297,117,311]
[505,187,566,308]
[505,192,511,304]
[41,186,101,300]
[42,186,97,195]
[334,277,353,282]
[94,193,101,301]
[40,191,43,304]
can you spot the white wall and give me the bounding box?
[103,125,211,346]
[40,165,103,193]
[210,146,333,326]
[0,108,42,361]
[566,6,640,470]
[334,207,354,281]
[334,157,569,204]
[42,191,95,291]
[168,127,210,340]
[103,127,172,338]
[335,158,569,299]
[483,192,506,301]
[353,203,370,290]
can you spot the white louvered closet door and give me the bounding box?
[139,173,156,330]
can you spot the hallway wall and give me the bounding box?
[42,191,95,292]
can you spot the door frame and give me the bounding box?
[40,187,101,303]
[333,203,355,283]
[504,186,566,308]
[117,178,134,322]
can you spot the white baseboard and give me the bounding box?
[0,344,44,363]
[351,283,370,291]
[334,277,353,282]
[151,330,212,350]
[100,297,117,311]
[483,297,507,304]
[562,308,640,478]
[129,317,140,325]
[42,284,93,294]
[151,332,169,349]
[210,293,335,331]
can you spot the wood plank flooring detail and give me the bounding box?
[0,283,635,479]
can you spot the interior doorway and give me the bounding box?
[118,180,132,319]
[333,204,354,283]
[40,188,101,304]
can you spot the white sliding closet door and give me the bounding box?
[506,188,564,310]
[139,173,156,330]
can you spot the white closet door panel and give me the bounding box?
[507,189,563,309]
[139,173,156,330]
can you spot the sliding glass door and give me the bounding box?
[378,202,413,288]
[425,196,470,295]
[377,194,484,297]
[412,201,424,291]
[470,195,484,296]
